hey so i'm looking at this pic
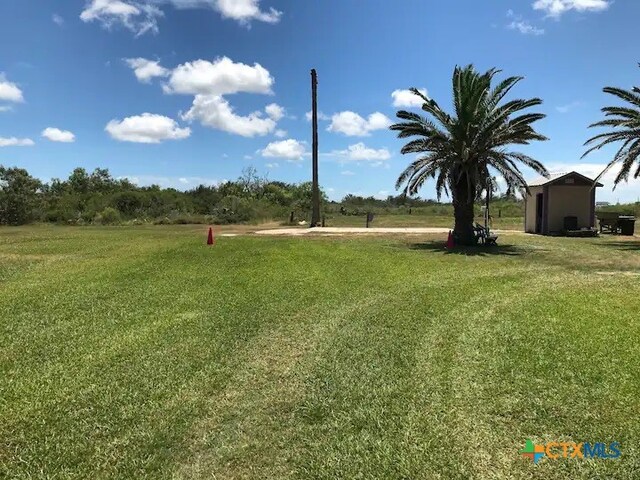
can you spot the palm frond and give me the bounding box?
[584,73,640,187]
[603,87,640,108]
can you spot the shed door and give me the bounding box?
[535,193,544,234]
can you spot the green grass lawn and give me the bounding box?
[1,226,640,479]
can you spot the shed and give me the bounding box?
[524,171,603,235]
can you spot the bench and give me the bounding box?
[474,223,498,246]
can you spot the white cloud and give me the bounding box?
[265,162,279,168]
[42,128,76,143]
[341,170,355,176]
[105,113,191,143]
[0,75,24,103]
[168,0,281,24]
[305,110,330,121]
[182,95,276,137]
[556,101,584,113]
[130,57,278,137]
[0,106,13,113]
[328,111,391,137]
[507,10,545,35]
[0,137,34,147]
[52,14,64,25]
[274,129,287,138]
[163,57,273,96]
[80,0,163,37]
[508,19,545,35]
[260,139,307,162]
[81,0,281,35]
[125,58,169,83]
[210,0,281,25]
[244,154,253,160]
[265,103,285,121]
[391,88,429,108]
[532,0,610,18]
[329,143,392,163]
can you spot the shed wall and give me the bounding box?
[524,186,543,233]
[546,185,593,233]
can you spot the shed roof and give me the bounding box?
[527,171,603,188]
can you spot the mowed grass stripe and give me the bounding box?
[172,293,394,479]
[291,269,528,479]
[405,272,640,479]
[481,275,640,479]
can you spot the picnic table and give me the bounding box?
[597,212,636,235]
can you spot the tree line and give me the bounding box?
[0,164,527,227]
[0,166,321,226]
[0,165,437,226]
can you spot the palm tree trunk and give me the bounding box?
[452,174,477,246]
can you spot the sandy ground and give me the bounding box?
[255,227,524,236]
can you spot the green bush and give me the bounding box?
[96,207,121,225]
[212,196,253,224]
[0,167,42,225]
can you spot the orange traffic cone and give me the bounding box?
[207,227,215,245]
[446,230,454,250]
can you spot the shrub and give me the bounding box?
[112,191,143,216]
[96,207,121,225]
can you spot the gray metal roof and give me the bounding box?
[527,171,603,187]
[528,172,567,187]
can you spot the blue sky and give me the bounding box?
[1,0,640,202]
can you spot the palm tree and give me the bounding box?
[391,65,549,245]
[583,65,640,186]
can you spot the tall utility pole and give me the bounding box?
[310,69,320,227]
